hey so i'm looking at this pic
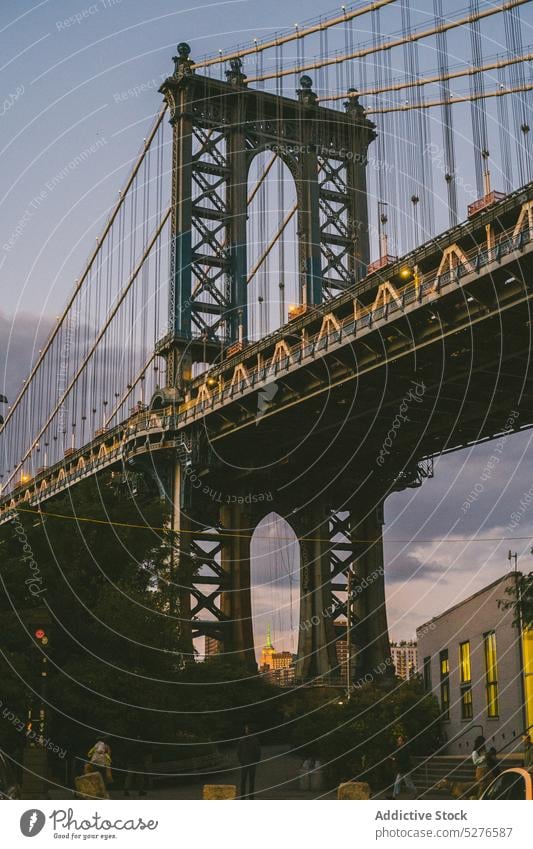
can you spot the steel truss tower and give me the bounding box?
[154,44,390,682]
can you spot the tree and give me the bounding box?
[0,474,282,778]
[498,571,533,629]
[0,474,184,767]
[285,678,440,790]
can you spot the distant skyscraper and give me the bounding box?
[390,640,418,680]
[205,635,220,661]
[259,624,276,670]
[335,621,348,678]
[259,626,295,685]
[271,651,293,670]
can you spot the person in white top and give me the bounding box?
[471,735,488,797]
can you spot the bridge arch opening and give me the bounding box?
[247,152,299,339]
[250,512,300,673]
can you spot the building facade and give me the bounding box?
[204,635,220,661]
[259,625,276,671]
[390,640,418,680]
[258,627,296,685]
[417,573,532,756]
[335,621,348,679]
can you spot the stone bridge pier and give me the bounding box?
[163,456,393,684]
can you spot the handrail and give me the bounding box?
[415,722,484,768]
[184,217,532,412]
[412,723,484,799]
[493,722,533,758]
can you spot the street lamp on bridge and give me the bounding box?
[0,393,7,427]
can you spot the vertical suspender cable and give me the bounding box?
[434,0,458,227]
[504,4,531,185]
[497,65,514,193]
[469,0,489,198]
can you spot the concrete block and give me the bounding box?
[202,784,236,800]
[337,780,371,799]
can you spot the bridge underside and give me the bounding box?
[167,240,533,679]
[3,189,533,683]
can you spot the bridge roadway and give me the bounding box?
[2,181,533,679]
[3,180,533,513]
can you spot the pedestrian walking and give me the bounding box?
[486,746,501,780]
[124,738,151,797]
[392,734,417,799]
[237,725,261,800]
[87,738,112,789]
[472,735,488,797]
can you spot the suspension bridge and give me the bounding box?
[1,0,533,681]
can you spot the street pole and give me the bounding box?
[509,550,527,734]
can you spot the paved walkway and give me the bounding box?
[110,747,447,801]
[48,745,452,800]
[112,745,335,800]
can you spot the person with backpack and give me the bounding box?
[486,746,501,780]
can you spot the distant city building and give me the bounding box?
[390,640,418,680]
[259,626,296,685]
[268,664,296,687]
[417,572,533,756]
[271,651,293,670]
[335,621,348,678]
[204,635,220,661]
[259,625,277,670]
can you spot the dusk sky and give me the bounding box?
[1,0,533,655]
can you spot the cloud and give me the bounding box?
[382,429,533,640]
[386,552,445,585]
[0,311,53,403]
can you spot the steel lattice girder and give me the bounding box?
[159,62,375,360]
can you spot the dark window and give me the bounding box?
[423,656,431,692]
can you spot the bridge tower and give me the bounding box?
[157,43,375,396]
[154,44,383,679]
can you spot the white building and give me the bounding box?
[417,573,532,756]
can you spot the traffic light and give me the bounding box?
[34,628,49,647]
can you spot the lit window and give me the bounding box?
[484,631,499,718]
[459,641,473,719]
[459,641,471,683]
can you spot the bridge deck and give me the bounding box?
[2,182,533,517]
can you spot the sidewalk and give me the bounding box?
[112,745,334,800]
